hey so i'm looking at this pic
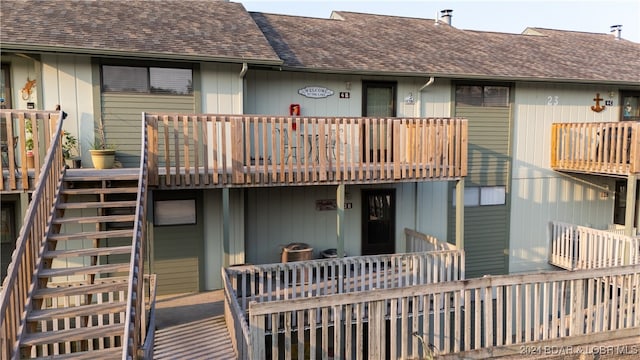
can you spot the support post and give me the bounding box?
[222,187,231,267]
[625,174,637,237]
[337,184,345,258]
[455,179,465,249]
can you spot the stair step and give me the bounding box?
[39,263,130,278]
[44,246,131,259]
[49,229,133,242]
[28,301,127,322]
[33,278,130,299]
[20,323,125,346]
[31,346,122,360]
[61,187,138,195]
[57,201,137,210]
[64,168,139,182]
[52,214,136,225]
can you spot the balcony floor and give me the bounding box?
[154,290,235,360]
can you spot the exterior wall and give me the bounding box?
[201,62,243,114]
[509,83,621,273]
[202,188,244,290]
[245,71,455,252]
[4,54,40,110]
[244,183,425,265]
[41,55,95,167]
[101,93,195,167]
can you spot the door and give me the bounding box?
[362,81,396,162]
[614,179,640,227]
[361,189,395,255]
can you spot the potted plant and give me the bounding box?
[89,121,115,169]
[62,131,81,168]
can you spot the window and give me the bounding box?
[154,199,197,226]
[102,65,193,95]
[453,186,506,207]
[0,64,11,109]
[363,81,396,117]
[456,85,509,107]
[621,92,640,121]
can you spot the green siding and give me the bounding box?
[456,106,511,186]
[450,105,512,278]
[151,190,204,296]
[101,93,195,168]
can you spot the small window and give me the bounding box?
[102,65,193,95]
[621,92,640,121]
[453,186,506,207]
[456,85,509,107]
[154,199,196,226]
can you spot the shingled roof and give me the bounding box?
[251,11,640,84]
[0,0,281,64]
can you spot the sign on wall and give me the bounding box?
[298,86,334,99]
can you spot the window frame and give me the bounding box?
[362,81,397,117]
[453,186,507,207]
[455,84,510,107]
[101,63,194,95]
[620,91,640,122]
[1,64,12,109]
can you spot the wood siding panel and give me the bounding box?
[455,106,511,185]
[450,105,512,277]
[154,258,199,296]
[101,93,194,167]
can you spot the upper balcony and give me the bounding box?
[145,114,468,188]
[1,110,61,192]
[551,121,639,177]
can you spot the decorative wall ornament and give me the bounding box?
[591,93,606,113]
[298,86,334,99]
[21,78,36,100]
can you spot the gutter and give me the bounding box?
[0,43,284,67]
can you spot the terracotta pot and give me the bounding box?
[89,149,115,169]
[26,151,35,169]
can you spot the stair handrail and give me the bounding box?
[122,113,150,359]
[0,110,65,359]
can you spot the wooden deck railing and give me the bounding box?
[405,228,458,252]
[1,110,61,191]
[145,113,468,188]
[122,114,150,360]
[246,264,640,359]
[0,111,66,359]
[551,121,640,175]
[223,250,465,358]
[549,221,640,270]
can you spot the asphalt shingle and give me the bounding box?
[251,11,640,83]
[0,0,281,64]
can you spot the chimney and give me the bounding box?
[440,9,453,26]
[610,24,622,39]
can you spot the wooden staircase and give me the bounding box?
[19,170,139,359]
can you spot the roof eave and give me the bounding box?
[0,43,284,66]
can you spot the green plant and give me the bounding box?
[25,119,34,151]
[91,121,115,150]
[62,131,78,160]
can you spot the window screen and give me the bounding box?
[102,65,192,95]
[456,85,509,107]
